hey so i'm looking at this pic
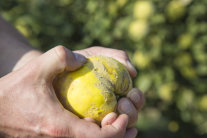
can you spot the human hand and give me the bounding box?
[0,46,143,137]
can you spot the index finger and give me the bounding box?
[74,46,137,77]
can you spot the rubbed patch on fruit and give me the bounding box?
[54,56,132,122]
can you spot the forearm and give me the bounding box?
[0,16,42,77]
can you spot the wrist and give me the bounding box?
[12,50,43,71]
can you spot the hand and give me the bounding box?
[0,46,144,137]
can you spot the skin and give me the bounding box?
[0,16,145,137]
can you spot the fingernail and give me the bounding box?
[119,100,133,114]
[130,91,140,104]
[74,53,86,63]
[127,60,137,77]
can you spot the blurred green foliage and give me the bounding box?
[1,0,207,137]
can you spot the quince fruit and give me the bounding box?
[54,56,132,122]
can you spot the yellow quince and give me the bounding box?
[54,56,132,122]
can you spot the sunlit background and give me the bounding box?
[1,0,207,137]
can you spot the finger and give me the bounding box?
[117,98,138,127]
[75,46,137,77]
[101,112,117,127]
[35,46,86,80]
[111,114,128,131]
[101,114,128,138]
[124,128,138,138]
[127,88,145,111]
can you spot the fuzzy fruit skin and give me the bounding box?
[54,56,132,122]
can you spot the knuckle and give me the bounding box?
[54,45,68,65]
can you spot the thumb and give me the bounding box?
[36,46,86,80]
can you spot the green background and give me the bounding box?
[1,0,207,137]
